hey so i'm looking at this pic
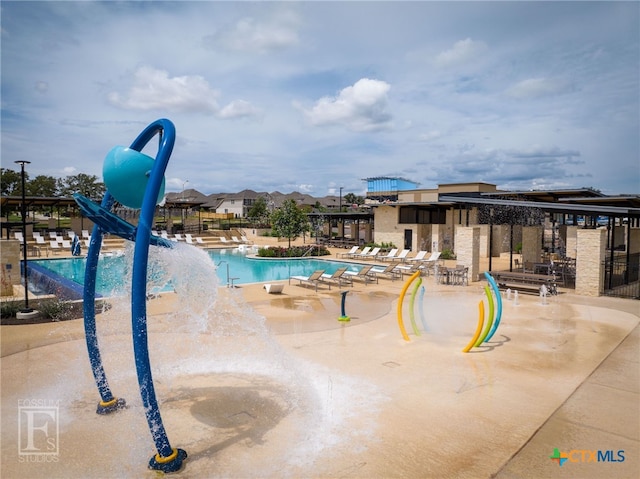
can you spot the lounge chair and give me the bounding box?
[240,235,252,244]
[337,246,359,258]
[219,237,230,244]
[231,236,242,243]
[349,246,370,258]
[82,230,90,239]
[392,249,410,262]
[394,262,424,276]
[49,240,62,255]
[344,265,378,284]
[406,251,428,263]
[289,270,328,291]
[174,234,184,241]
[320,268,353,287]
[423,251,442,263]
[421,251,442,275]
[376,248,398,261]
[371,263,402,281]
[359,247,381,260]
[195,237,207,246]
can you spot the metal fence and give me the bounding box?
[602,252,640,299]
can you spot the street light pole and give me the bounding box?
[181,180,189,227]
[339,186,343,212]
[14,160,32,312]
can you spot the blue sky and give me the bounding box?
[2,1,638,197]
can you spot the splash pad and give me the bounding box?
[2,270,638,477]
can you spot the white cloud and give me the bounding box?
[205,11,300,53]
[297,184,314,193]
[107,66,220,113]
[507,77,571,99]
[302,78,392,132]
[219,100,262,119]
[435,38,488,68]
[507,145,581,159]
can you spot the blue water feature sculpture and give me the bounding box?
[74,119,187,473]
[338,290,350,321]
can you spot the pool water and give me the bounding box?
[30,249,362,297]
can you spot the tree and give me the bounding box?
[57,173,105,200]
[270,199,309,249]
[343,192,365,208]
[247,196,269,226]
[28,175,59,197]
[0,168,23,195]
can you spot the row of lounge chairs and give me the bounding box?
[288,261,427,291]
[289,267,375,291]
[337,246,441,265]
[219,235,252,245]
[153,231,208,246]
[289,248,449,291]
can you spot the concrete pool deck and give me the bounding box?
[1,240,638,478]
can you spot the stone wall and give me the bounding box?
[373,206,404,249]
[565,226,578,258]
[455,226,480,282]
[0,239,21,296]
[576,228,606,296]
[522,226,543,267]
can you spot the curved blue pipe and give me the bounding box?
[418,285,427,332]
[483,272,503,342]
[129,119,176,459]
[83,192,116,405]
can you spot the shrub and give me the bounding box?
[0,301,21,319]
[257,246,330,258]
[440,248,456,260]
[38,299,74,321]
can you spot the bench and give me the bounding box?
[488,271,557,295]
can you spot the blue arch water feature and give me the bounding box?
[75,119,186,472]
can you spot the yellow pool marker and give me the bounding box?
[397,270,421,341]
[462,300,485,353]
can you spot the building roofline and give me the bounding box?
[439,195,640,217]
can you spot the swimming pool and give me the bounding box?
[29,249,362,298]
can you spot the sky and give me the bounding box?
[2,1,639,198]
